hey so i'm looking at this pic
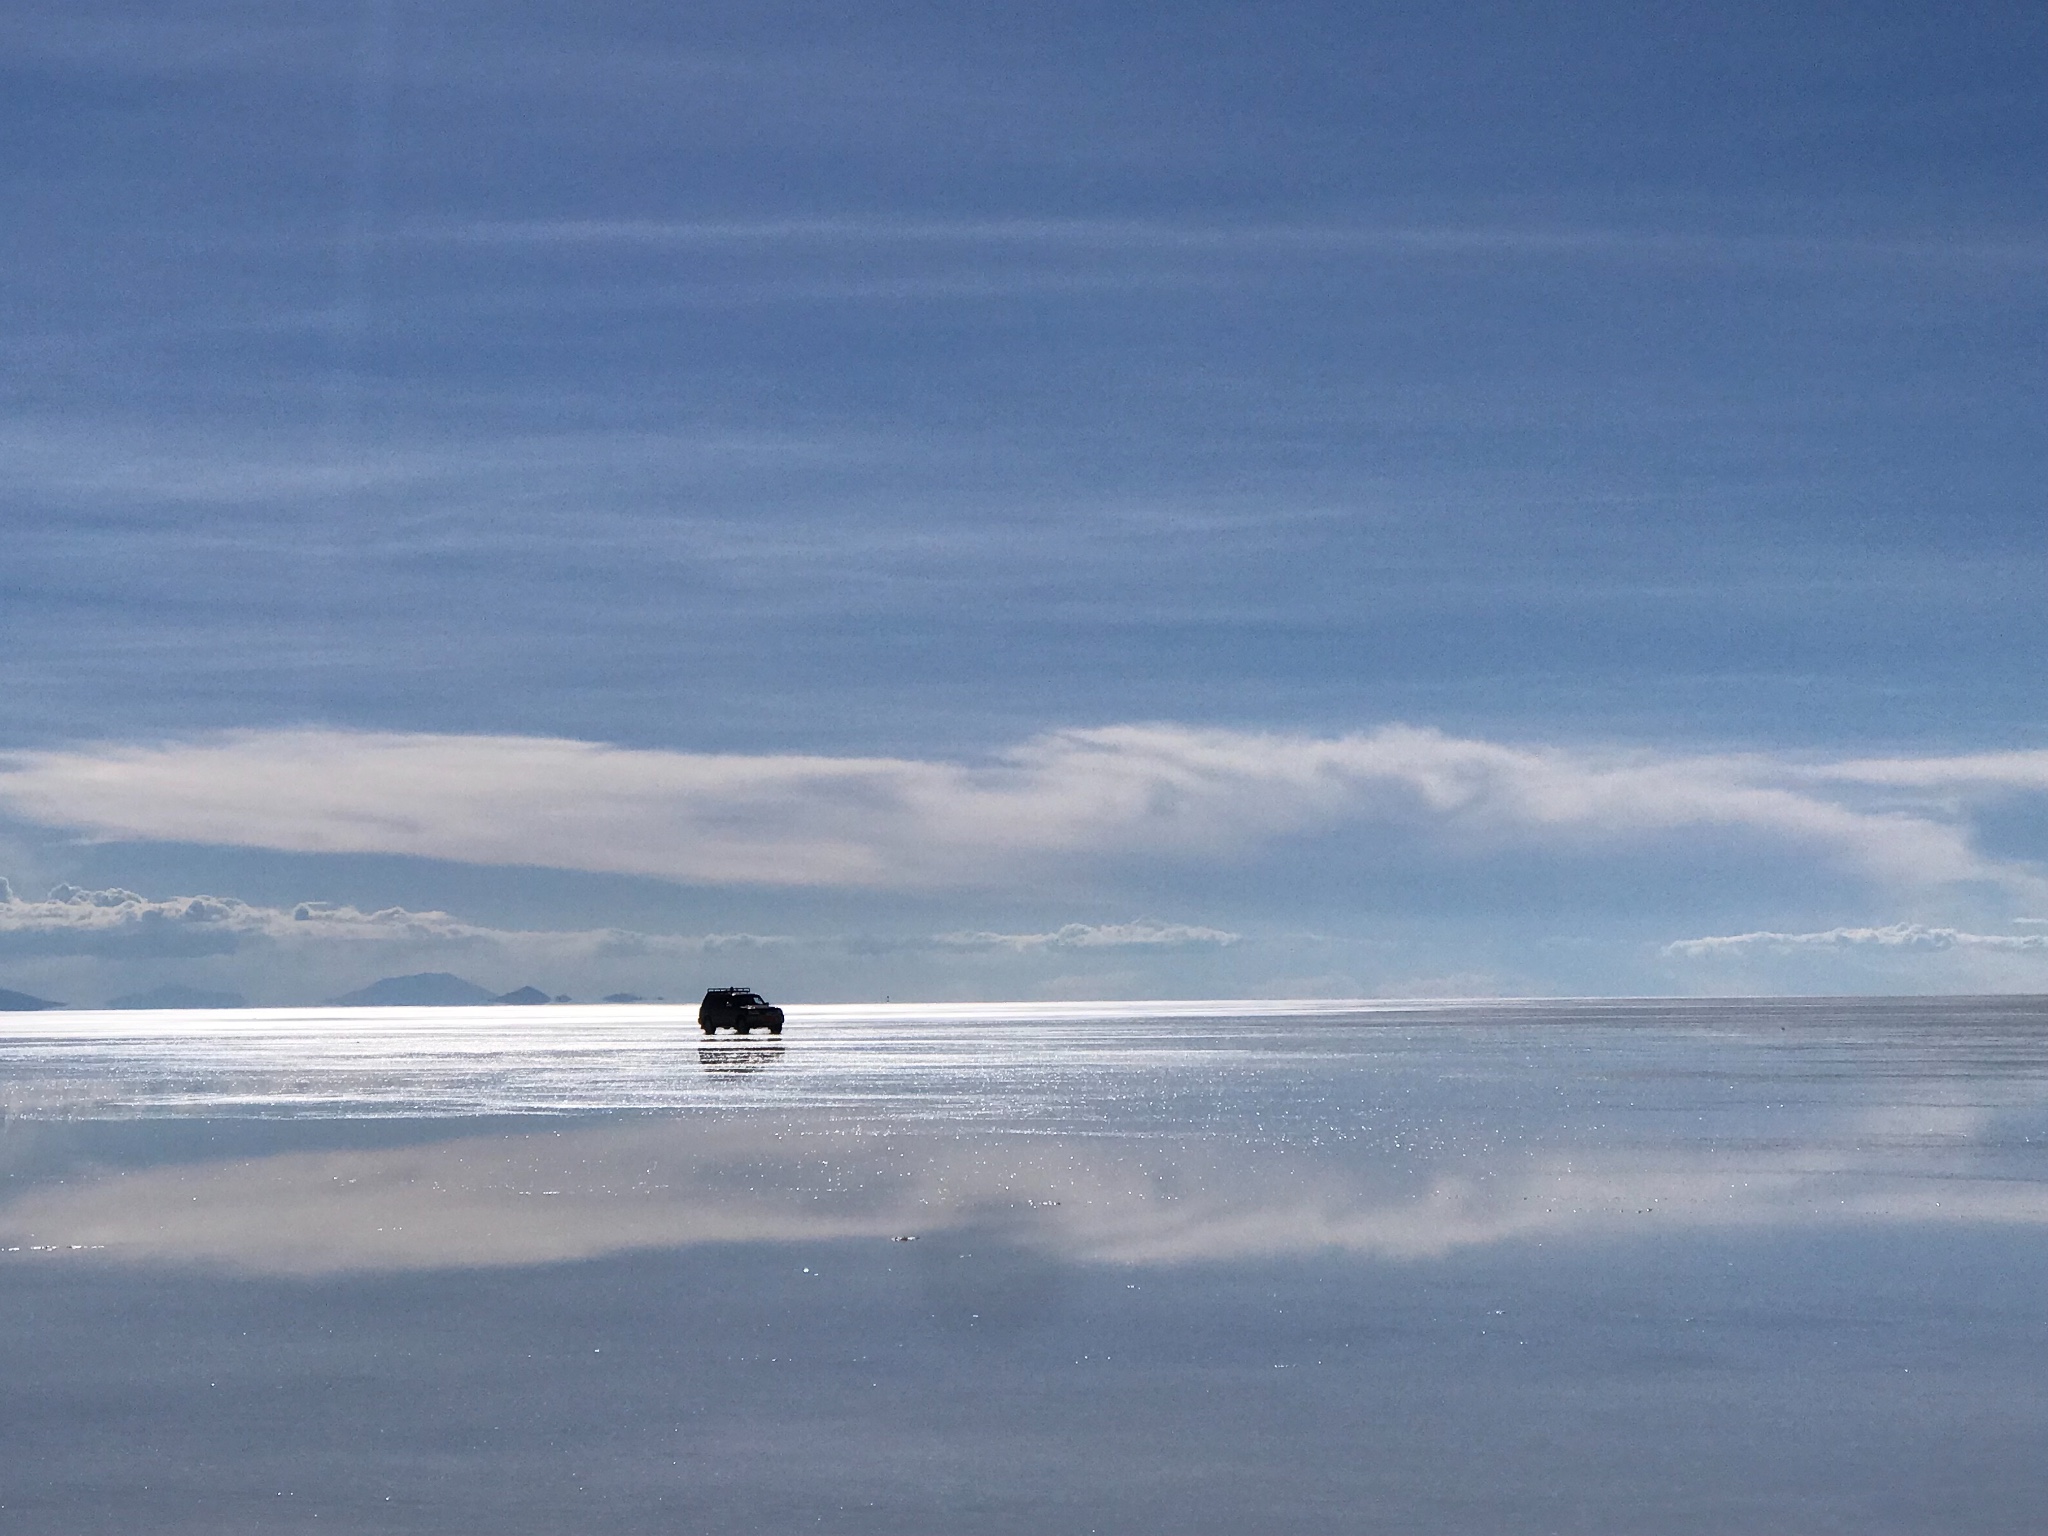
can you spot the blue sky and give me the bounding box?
[1,0,2043,1004]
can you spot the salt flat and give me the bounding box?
[2,997,2044,1532]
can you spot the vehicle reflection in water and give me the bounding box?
[698,1040,786,1075]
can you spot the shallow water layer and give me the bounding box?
[1,997,2044,1533]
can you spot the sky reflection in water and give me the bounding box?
[1,998,2044,1532]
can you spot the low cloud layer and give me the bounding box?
[1665,923,2048,959]
[0,882,1237,965]
[1659,919,2048,995]
[2,724,2041,897]
[0,879,1250,1004]
[0,878,498,959]
[934,921,1240,952]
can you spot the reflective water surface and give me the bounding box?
[3,997,2044,1532]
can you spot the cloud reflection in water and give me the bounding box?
[5,1106,2045,1276]
[2,997,2043,1277]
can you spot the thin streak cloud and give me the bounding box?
[402,217,2048,269]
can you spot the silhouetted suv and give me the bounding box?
[698,987,785,1035]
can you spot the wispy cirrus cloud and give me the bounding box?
[0,417,872,510]
[1,724,2041,897]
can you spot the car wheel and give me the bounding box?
[768,1021,783,1035]
[701,1023,717,1035]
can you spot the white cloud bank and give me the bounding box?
[1,724,2041,895]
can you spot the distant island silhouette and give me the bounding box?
[0,986,64,1011]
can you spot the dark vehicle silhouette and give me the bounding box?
[699,986,784,1035]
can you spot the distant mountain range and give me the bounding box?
[322,973,569,1007]
[0,986,64,1011]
